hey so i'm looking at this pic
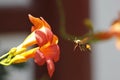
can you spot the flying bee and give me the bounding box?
[73,37,91,51]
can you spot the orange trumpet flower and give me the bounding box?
[0,14,60,77]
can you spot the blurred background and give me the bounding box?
[0,0,120,80]
[90,0,120,80]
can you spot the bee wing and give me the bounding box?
[81,37,89,43]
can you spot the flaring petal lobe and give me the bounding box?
[40,44,60,60]
[34,49,45,65]
[35,30,48,47]
[46,59,55,77]
[28,14,43,31]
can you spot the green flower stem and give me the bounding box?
[55,0,96,43]
[55,0,76,41]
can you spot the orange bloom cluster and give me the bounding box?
[0,14,60,77]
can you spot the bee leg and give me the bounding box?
[73,44,78,51]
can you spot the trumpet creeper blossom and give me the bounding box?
[93,19,120,50]
[0,14,60,77]
[109,20,120,50]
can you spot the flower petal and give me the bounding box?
[34,49,45,65]
[115,37,120,50]
[35,27,53,46]
[44,27,53,43]
[28,14,51,32]
[28,14,44,31]
[40,17,51,29]
[46,59,55,77]
[109,22,120,35]
[35,30,48,47]
[52,35,59,44]
[40,44,60,62]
